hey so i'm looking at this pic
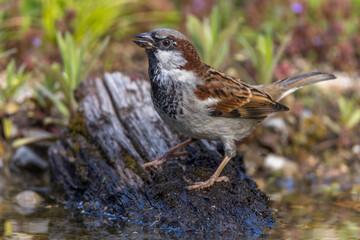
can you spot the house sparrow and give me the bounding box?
[132,28,336,190]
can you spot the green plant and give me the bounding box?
[33,63,67,123]
[186,3,240,68]
[40,0,119,43]
[338,95,360,131]
[0,59,31,117]
[11,32,107,147]
[324,95,360,136]
[0,59,31,138]
[36,0,179,44]
[237,33,290,85]
[36,32,109,121]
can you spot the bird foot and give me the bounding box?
[142,157,167,168]
[143,152,188,168]
[185,176,230,190]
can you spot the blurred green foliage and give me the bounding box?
[338,95,360,131]
[0,0,179,55]
[36,32,109,121]
[0,59,30,116]
[325,95,360,134]
[186,2,240,68]
[17,0,179,44]
[33,63,62,112]
[0,0,179,143]
[238,33,290,84]
[0,59,31,139]
[41,0,120,43]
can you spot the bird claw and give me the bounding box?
[142,152,189,168]
[142,157,167,168]
[185,176,230,190]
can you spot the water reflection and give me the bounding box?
[1,170,359,239]
[268,187,360,239]
[3,219,49,239]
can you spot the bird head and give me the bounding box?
[133,28,204,75]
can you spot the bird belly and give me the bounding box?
[156,98,260,142]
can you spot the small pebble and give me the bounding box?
[15,190,43,208]
[264,154,297,176]
[11,146,48,173]
[352,144,360,154]
[263,117,289,139]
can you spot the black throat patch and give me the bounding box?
[146,50,183,119]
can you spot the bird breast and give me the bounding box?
[150,69,260,142]
[150,73,184,120]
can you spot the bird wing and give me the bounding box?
[194,68,289,119]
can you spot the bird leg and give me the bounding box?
[186,155,232,190]
[143,138,195,168]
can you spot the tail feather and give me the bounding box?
[275,72,336,90]
[259,72,336,101]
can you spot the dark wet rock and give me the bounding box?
[48,72,275,238]
[11,146,49,173]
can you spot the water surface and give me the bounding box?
[1,171,359,239]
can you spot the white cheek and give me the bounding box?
[155,50,187,70]
[154,50,198,85]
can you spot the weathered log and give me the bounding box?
[48,72,274,238]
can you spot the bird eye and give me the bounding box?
[162,39,171,47]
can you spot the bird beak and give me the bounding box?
[132,32,155,50]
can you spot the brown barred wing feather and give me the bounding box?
[194,68,289,119]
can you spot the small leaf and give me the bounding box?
[346,110,360,130]
[213,44,228,68]
[12,135,57,148]
[4,220,12,237]
[210,6,219,40]
[82,35,110,80]
[3,59,30,101]
[37,85,70,118]
[2,118,13,139]
[238,36,258,67]
[187,15,205,57]
[6,59,16,88]
[273,34,291,69]
[43,117,68,126]
[323,116,341,134]
[35,61,72,107]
